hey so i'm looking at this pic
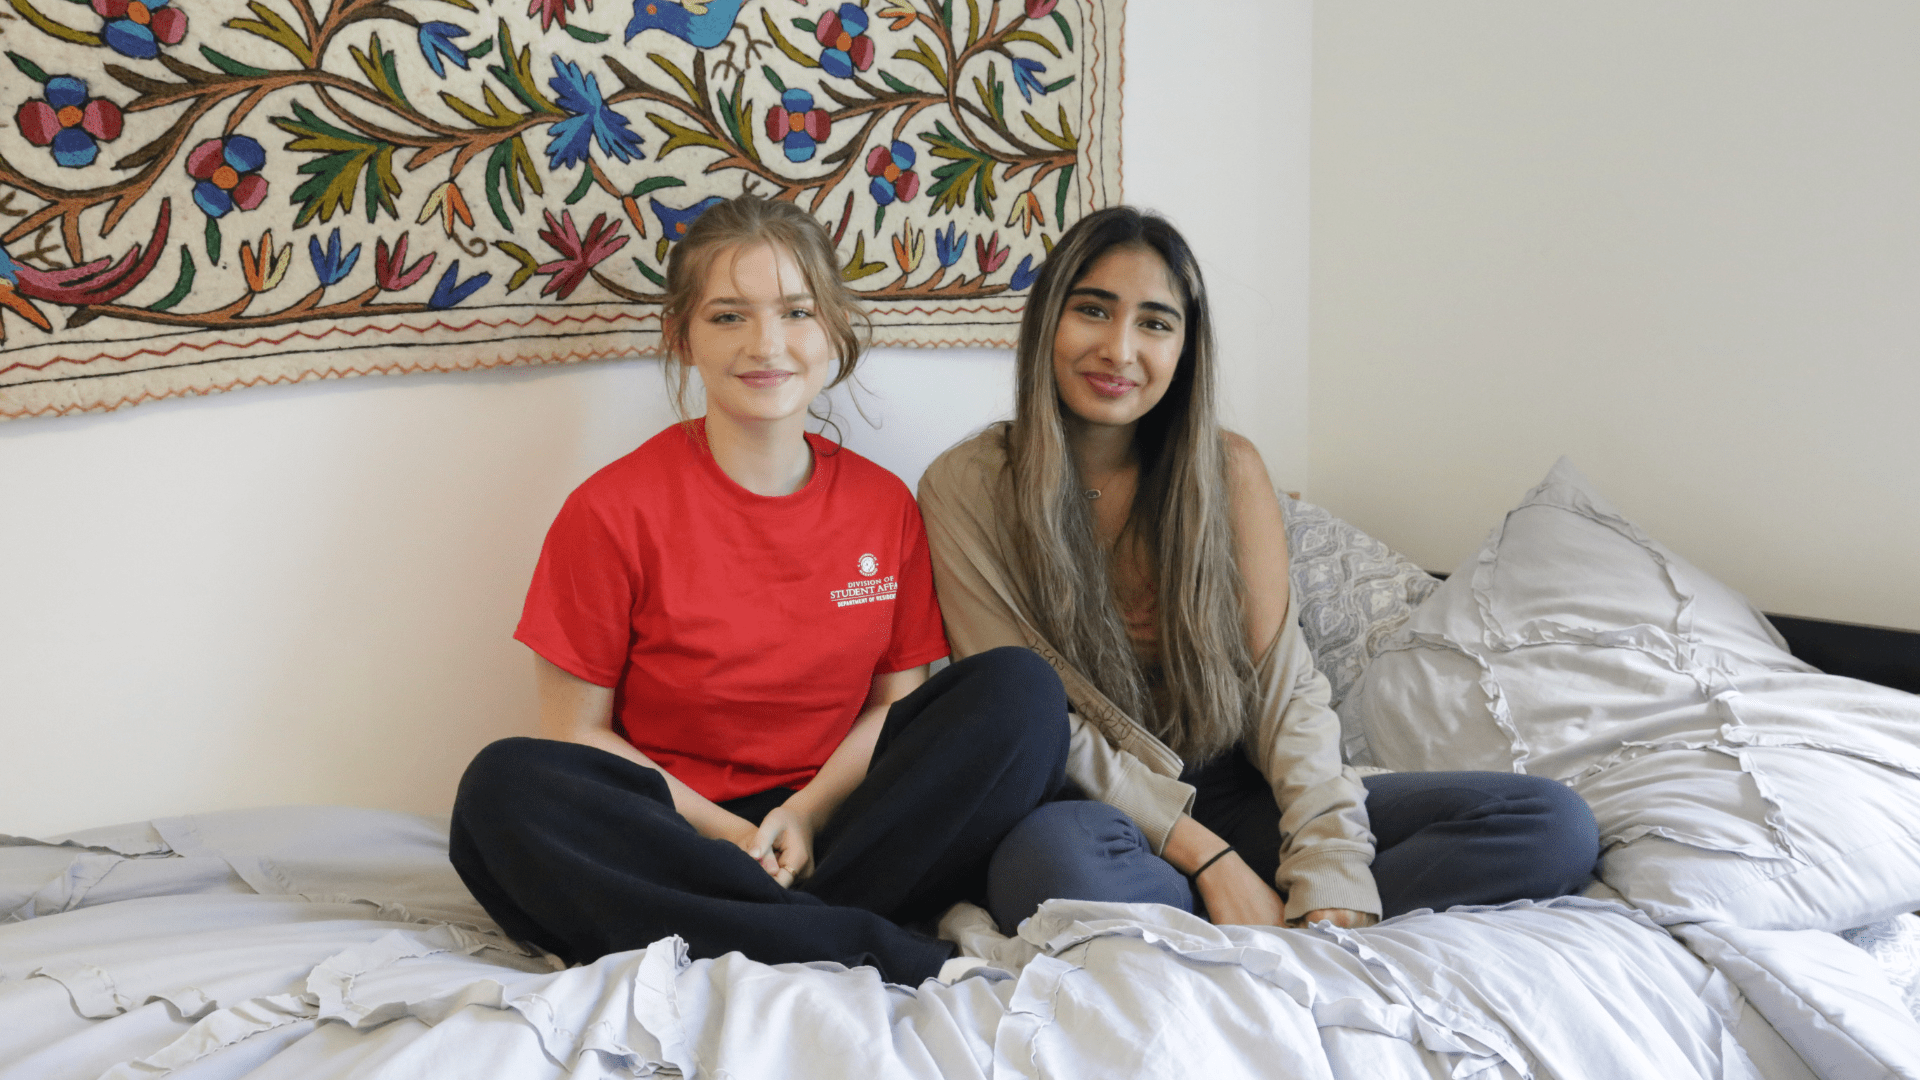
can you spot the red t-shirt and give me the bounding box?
[515,421,950,802]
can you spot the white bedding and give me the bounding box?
[4,807,1916,1080]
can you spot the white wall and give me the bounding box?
[1311,2,1920,630]
[0,0,1312,836]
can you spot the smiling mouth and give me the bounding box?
[1082,372,1136,398]
[738,370,793,388]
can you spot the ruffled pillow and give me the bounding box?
[1347,458,1920,931]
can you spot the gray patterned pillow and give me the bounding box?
[1280,495,1440,766]
[1840,914,1920,1023]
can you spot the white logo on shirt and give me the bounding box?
[831,555,897,608]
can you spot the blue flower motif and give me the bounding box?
[1011,57,1050,103]
[1009,254,1039,291]
[308,228,362,287]
[417,22,470,79]
[765,88,833,164]
[813,4,875,80]
[186,135,269,219]
[933,222,967,269]
[428,260,491,310]
[16,76,123,170]
[651,195,727,243]
[93,0,187,61]
[545,58,644,171]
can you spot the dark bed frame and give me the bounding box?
[1765,614,1920,696]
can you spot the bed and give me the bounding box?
[4,459,1918,1080]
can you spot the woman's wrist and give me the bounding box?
[1162,813,1225,876]
[1188,845,1236,882]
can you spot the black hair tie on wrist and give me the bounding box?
[1189,845,1235,881]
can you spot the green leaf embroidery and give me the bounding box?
[761,9,821,69]
[564,166,596,205]
[648,113,731,160]
[628,176,688,199]
[893,37,946,84]
[349,36,412,111]
[272,101,402,227]
[496,241,538,292]
[563,24,610,43]
[6,50,50,84]
[204,218,222,265]
[920,120,997,217]
[226,1,315,66]
[147,246,196,312]
[199,45,271,78]
[482,135,544,228]
[840,233,887,281]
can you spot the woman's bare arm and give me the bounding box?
[1216,434,1375,928]
[533,655,766,860]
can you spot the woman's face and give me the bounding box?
[1050,244,1186,433]
[684,242,836,429]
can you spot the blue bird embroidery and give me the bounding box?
[624,0,748,48]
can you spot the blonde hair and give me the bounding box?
[1004,206,1253,764]
[657,195,868,421]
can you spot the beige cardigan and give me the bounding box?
[918,428,1382,920]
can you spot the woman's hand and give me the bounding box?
[1192,851,1286,926]
[1293,908,1377,929]
[744,806,815,887]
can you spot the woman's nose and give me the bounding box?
[1096,320,1136,365]
[750,314,783,359]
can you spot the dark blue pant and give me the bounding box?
[987,747,1599,932]
[451,647,1069,984]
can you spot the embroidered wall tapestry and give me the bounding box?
[0,0,1122,419]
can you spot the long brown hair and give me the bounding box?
[1005,206,1252,763]
[657,195,868,423]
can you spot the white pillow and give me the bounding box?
[1349,458,1920,931]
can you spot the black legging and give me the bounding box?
[449,646,1068,984]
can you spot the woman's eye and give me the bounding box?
[1074,303,1108,319]
[786,307,815,319]
[711,311,743,324]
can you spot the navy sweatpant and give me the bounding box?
[987,747,1600,931]
[450,647,1069,984]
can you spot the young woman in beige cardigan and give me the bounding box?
[918,206,1599,931]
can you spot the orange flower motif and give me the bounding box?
[621,195,649,239]
[0,279,53,342]
[891,223,924,275]
[876,3,916,31]
[1006,190,1045,237]
[239,230,292,293]
[418,181,475,237]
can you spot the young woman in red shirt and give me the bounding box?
[450,196,1069,984]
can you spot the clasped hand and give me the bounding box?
[731,806,813,888]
